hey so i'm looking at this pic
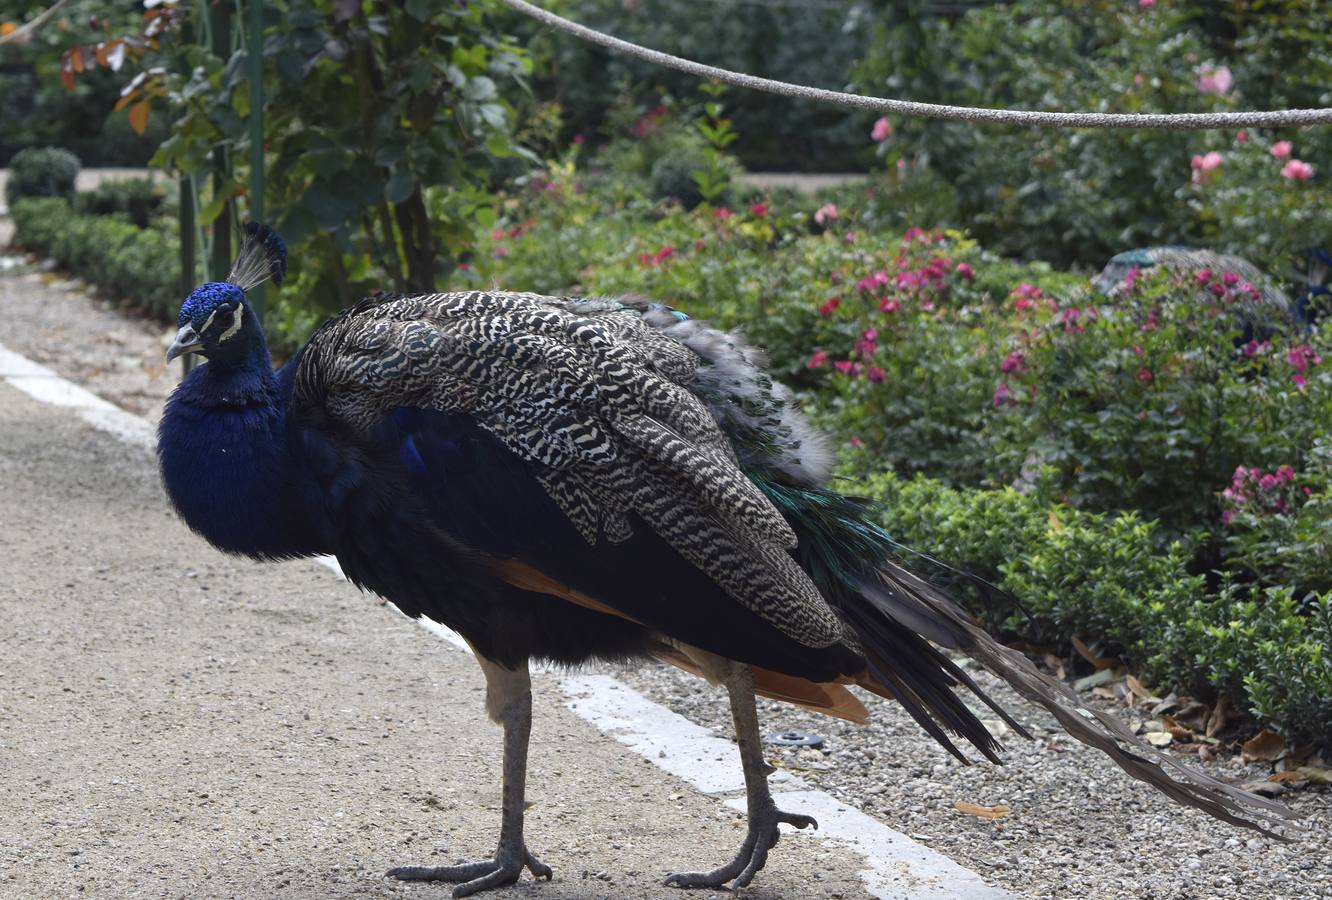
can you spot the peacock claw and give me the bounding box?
[663,802,817,890]
[387,844,552,898]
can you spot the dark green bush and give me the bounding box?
[11,197,179,321]
[5,147,80,207]
[859,469,1332,746]
[76,178,168,229]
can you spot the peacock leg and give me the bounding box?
[387,655,552,898]
[664,661,817,889]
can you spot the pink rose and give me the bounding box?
[749,202,769,217]
[807,350,829,369]
[867,366,886,384]
[1281,159,1315,181]
[871,117,892,142]
[955,262,974,280]
[1137,368,1154,384]
[814,203,839,226]
[992,383,1013,407]
[1196,66,1233,96]
[1271,141,1293,160]
[1139,0,1155,6]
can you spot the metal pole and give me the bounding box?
[246,0,265,321]
[208,0,233,282]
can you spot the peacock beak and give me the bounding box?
[166,324,204,362]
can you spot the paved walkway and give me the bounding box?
[0,379,871,899]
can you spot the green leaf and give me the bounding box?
[385,169,416,204]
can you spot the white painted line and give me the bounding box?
[726,790,1012,900]
[0,343,154,450]
[561,672,805,795]
[2,337,1013,900]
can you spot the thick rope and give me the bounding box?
[499,0,1332,130]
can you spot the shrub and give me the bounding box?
[11,197,179,320]
[858,469,1332,746]
[5,147,79,207]
[76,178,167,229]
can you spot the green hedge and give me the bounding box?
[5,147,79,207]
[858,470,1332,746]
[11,197,179,321]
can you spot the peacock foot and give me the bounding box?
[663,801,817,890]
[387,841,553,899]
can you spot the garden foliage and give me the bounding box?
[461,150,1332,745]
[4,146,79,207]
[12,196,180,319]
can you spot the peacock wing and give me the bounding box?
[292,290,846,649]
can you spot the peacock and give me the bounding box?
[158,224,1295,898]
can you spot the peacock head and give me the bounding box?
[167,223,287,365]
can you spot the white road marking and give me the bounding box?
[1,337,1013,900]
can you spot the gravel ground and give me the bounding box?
[0,262,179,420]
[2,265,1329,899]
[615,660,1330,900]
[0,374,871,900]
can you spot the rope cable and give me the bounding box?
[498,0,1332,130]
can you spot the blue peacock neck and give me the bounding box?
[158,320,321,559]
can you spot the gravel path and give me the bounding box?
[2,265,1329,899]
[0,368,870,900]
[614,661,1330,900]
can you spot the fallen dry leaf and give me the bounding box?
[1270,766,1332,786]
[1071,635,1119,671]
[1126,674,1158,703]
[1173,700,1211,734]
[1162,715,1196,742]
[1243,779,1287,799]
[1205,695,1230,739]
[1242,729,1286,764]
[1145,731,1174,747]
[954,800,1010,819]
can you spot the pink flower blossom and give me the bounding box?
[1221,509,1233,525]
[572,134,585,145]
[1196,66,1233,96]
[819,296,840,317]
[902,226,925,243]
[955,262,974,280]
[896,158,907,172]
[749,202,769,217]
[1139,0,1155,7]
[871,117,893,142]
[1281,159,1315,181]
[1293,373,1308,389]
[1195,268,1213,285]
[1000,351,1026,374]
[992,382,1013,407]
[833,360,862,376]
[1222,271,1239,286]
[1137,368,1154,384]
[848,436,864,448]
[1271,141,1293,160]
[807,350,829,369]
[879,298,902,313]
[867,366,886,384]
[814,203,839,226]
[1236,131,1248,143]
[1142,310,1159,331]
[712,207,733,220]
[1132,345,1143,355]
[1192,151,1223,173]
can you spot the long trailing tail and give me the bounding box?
[763,479,1299,837]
